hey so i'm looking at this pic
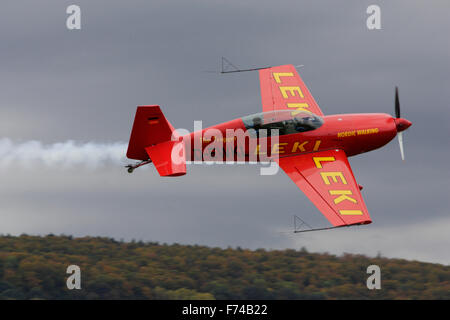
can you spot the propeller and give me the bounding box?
[394,86,411,161]
[395,86,400,118]
[398,130,405,161]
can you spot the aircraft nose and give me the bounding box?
[395,118,412,132]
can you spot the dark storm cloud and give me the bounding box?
[0,1,449,263]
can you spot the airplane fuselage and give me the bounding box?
[185,113,400,162]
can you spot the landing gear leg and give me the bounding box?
[125,159,152,173]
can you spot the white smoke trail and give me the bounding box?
[0,138,128,169]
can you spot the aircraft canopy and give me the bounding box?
[242,110,323,137]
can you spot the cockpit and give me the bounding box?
[241,110,323,137]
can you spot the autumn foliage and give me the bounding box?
[0,235,448,299]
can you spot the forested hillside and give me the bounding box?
[0,235,448,299]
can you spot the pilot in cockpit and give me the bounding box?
[295,116,315,132]
[252,117,263,131]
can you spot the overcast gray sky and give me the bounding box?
[0,1,449,264]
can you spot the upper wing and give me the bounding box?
[276,149,371,227]
[259,64,324,116]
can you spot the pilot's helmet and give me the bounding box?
[253,117,262,126]
[302,116,314,126]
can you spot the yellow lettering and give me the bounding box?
[313,140,321,151]
[273,72,293,83]
[292,141,308,153]
[287,103,309,115]
[272,143,288,154]
[339,210,363,216]
[320,172,347,185]
[357,128,379,136]
[254,144,266,155]
[329,190,357,204]
[313,156,335,168]
[337,131,356,138]
[280,86,304,99]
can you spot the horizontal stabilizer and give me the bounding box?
[145,140,186,177]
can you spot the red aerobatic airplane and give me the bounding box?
[126,64,412,230]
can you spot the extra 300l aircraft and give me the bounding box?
[126,64,412,231]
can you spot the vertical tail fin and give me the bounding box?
[126,105,175,160]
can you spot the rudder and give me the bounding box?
[126,105,176,160]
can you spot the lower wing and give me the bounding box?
[276,149,371,227]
